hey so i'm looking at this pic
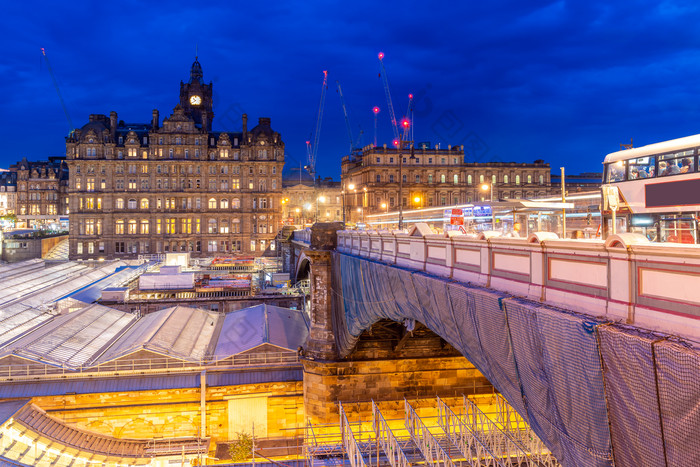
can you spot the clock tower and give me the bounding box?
[179,57,214,130]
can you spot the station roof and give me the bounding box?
[214,303,309,359]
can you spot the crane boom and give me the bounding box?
[377,52,400,144]
[336,80,355,155]
[306,70,328,177]
[41,48,74,133]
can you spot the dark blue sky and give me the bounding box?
[2,0,700,179]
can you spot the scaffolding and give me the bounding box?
[306,395,561,467]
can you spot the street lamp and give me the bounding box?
[398,118,412,230]
[481,183,496,230]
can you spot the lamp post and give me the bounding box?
[398,119,412,230]
[481,183,496,230]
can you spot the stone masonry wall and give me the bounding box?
[303,355,492,423]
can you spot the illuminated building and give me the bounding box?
[341,144,551,224]
[65,58,284,259]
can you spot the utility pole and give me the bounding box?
[561,167,566,239]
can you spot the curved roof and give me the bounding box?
[95,305,222,364]
[214,304,308,360]
[283,166,315,187]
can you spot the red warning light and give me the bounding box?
[305,141,310,145]
[378,52,384,60]
[409,94,413,99]
[373,106,380,114]
[393,139,399,147]
[401,118,410,129]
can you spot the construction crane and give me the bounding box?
[41,48,74,134]
[377,52,400,146]
[406,93,414,142]
[306,70,328,178]
[336,80,364,156]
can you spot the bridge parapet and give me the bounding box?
[337,228,700,342]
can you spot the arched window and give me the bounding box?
[208,218,218,233]
[479,174,484,184]
[516,175,521,185]
[220,199,229,209]
[440,174,446,183]
[467,174,473,185]
[208,198,217,209]
[504,175,509,184]
[539,175,544,185]
[527,175,532,184]
[140,198,149,209]
[232,198,241,209]
[128,199,137,209]
[453,174,459,185]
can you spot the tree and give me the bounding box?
[228,431,253,462]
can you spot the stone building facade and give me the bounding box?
[65,59,284,259]
[11,157,68,229]
[341,145,551,224]
[281,168,342,226]
[0,170,17,217]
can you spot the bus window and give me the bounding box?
[606,161,626,182]
[659,150,693,176]
[628,156,655,179]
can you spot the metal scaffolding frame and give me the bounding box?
[436,396,505,466]
[372,401,411,467]
[404,399,455,467]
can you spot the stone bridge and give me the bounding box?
[292,223,700,467]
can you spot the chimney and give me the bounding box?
[110,111,117,139]
[242,114,248,135]
[152,109,159,129]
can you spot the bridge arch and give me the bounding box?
[330,251,614,467]
[293,251,311,284]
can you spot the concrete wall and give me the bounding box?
[1,234,67,263]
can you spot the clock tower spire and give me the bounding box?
[179,57,213,130]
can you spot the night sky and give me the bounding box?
[2,1,700,179]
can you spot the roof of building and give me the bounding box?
[282,166,315,187]
[0,304,137,368]
[214,304,309,359]
[95,305,222,364]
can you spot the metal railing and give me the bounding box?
[404,399,455,467]
[0,351,300,382]
[340,403,368,467]
[372,400,411,467]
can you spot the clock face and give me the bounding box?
[190,95,202,105]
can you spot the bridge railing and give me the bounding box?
[336,229,700,342]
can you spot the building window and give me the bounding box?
[140,198,149,209]
[376,174,381,183]
[516,175,521,185]
[208,219,217,233]
[128,219,137,235]
[402,174,407,183]
[415,174,420,183]
[467,174,472,185]
[453,174,459,185]
[441,174,446,183]
[250,240,256,252]
[479,174,485,184]
[220,199,229,209]
[527,175,532,184]
[504,175,509,184]
[389,175,394,183]
[115,220,124,234]
[140,220,149,234]
[208,198,216,209]
[128,199,137,209]
[539,175,544,185]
